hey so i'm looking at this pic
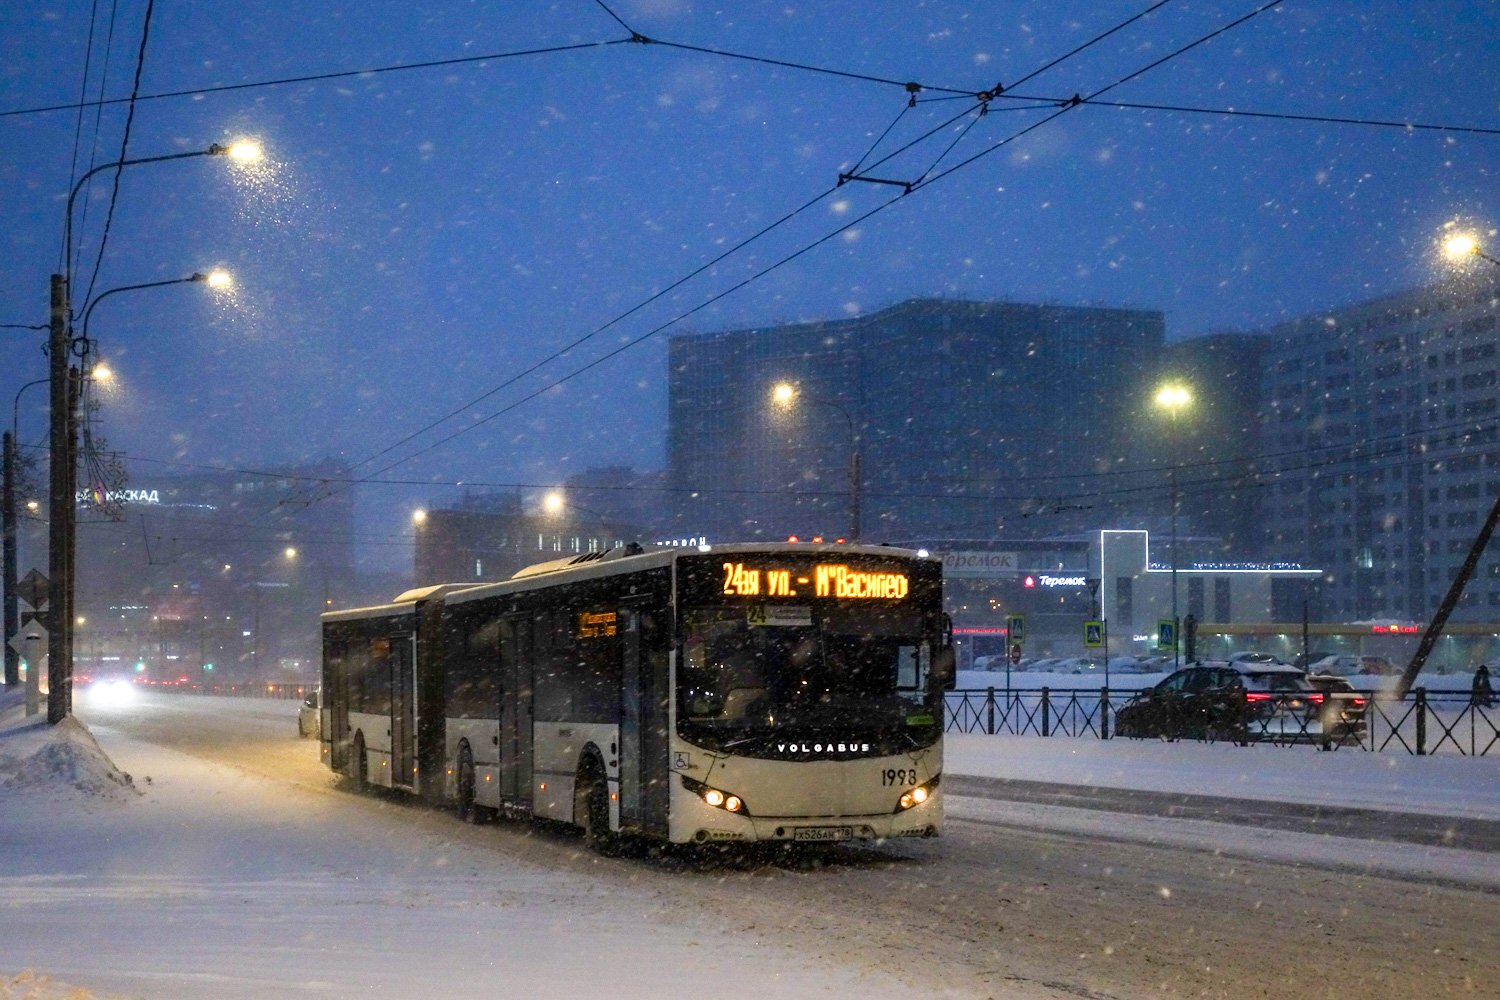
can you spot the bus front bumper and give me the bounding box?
[673,788,943,844]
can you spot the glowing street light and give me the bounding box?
[225,142,262,162]
[543,493,565,514]
[412,509,427,524]
[205,271,232,289]
[1154,384,1191,412]
[284,547,297,559]
[91,365,112,382]
[1442,232,1500,268]
[769,381,861,540]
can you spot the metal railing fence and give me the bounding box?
[944,685,1500,756]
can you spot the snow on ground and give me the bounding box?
[945,732,1500,820]
[946,794,1500,891]
[0,711,986,1000]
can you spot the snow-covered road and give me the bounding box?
[1,691,1492,1000]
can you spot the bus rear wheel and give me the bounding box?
[457,747,485,824]
[352,733,368,791]
[575,759,616,856]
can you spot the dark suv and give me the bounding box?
[1114,660,1333,744]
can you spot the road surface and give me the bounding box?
[77,691,1500,999]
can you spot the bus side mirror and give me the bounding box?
[933,645,956,691]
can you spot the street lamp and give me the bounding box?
[543,492,565,514]
[412,509,427,524]
[1444,233,1500,268]
[771,382,862,541]
[45,141,261,724]
[285,547,297,560]
[1153,383,1191,670]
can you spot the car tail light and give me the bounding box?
[1245,692,1273,702]
[1308,693,1324,704]
[1352,697,1366,706]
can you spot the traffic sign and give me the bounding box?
[1084,621,1104,647]
[16,568,48,611]
[1008,643,1023,666]
[1158,619,1177,651]
[1006,614,1026,645]
[7,617,47,658]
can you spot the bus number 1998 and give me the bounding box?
[882,768,918,787]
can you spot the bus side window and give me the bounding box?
[896,646,919,688]
[348,637,370,713]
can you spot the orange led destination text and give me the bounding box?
[721,562,908,599]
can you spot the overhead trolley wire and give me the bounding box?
[281,0,1302,512]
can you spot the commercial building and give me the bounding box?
[668,298,1167,544]
[920,529,1320,665]
[67,460,355,683]
[1258,274,1500,621]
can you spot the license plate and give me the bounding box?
[794,826,853,842]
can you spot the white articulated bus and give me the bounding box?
[320,542,952,850]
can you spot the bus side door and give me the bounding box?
[390,634,416,789]
[499,615,534,807]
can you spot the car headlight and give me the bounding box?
[680,774,749,815]
[895,774,941,813]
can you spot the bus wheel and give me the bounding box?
[575,759,616,856]
[353,733,368,791]
[457,747,483,824]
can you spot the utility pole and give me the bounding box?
[3,431,18,687]
[47,274,72,724]
[848,447,862,542]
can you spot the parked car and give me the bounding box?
[1113,660,1328,744]
[297,689,321,738]
[1304,673,1369,746]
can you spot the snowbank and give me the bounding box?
[0,715,136,801]
[0,969,130,999]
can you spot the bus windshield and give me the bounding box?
[677,607,939,753]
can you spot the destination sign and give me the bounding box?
[720,562,908,600]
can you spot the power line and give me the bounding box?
[1006,0,1177,92]
[300,5,1186,501]
[59,0,104,273]
[0,39,634,120]
[80,0,154,311]
[195,1,1303,520]
[72,0,123,281]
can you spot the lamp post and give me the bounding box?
[5,377,48,688]
[772,383,861,541]
[46,267,235,722]
[1154,384,1191,671]
[1395,234,1500,697]
[47,140,259,724]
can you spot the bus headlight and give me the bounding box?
[681,774,750,816]
[895,775,940,813]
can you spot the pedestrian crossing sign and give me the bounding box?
[1158,619,1177,650]
[1084,621,1103,647]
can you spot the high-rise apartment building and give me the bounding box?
[1259,275,1500,621]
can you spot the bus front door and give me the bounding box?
[391,634,416,789]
